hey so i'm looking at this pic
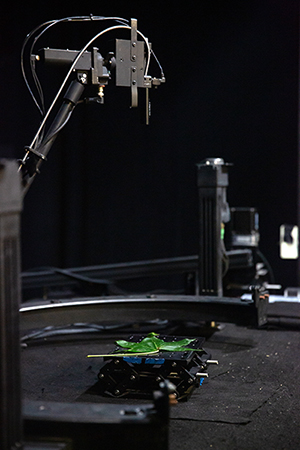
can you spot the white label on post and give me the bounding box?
[280,224,298,259]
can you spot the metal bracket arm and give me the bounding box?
[130,18,138,108]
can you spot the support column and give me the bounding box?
[0,159,23,449]
[197,158,230,297]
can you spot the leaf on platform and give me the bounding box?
[87,333,202,358]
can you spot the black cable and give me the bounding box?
[255,249,275,284]
[21,19,54,115]
[21,319,169,343]
[22,264,187,298]
[43,266,113,287]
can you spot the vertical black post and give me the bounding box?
[197,158,230,297]
[298,6,300,286]
[0,160,23,449]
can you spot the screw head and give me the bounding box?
[79,73,88,84]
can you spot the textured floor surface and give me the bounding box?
[21,302,300,449]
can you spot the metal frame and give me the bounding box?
[23,393,169,450]
[21,250,253,294]
[0,160,23,450]
[20,290,268,332]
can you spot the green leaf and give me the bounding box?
[115,340,136,349]
[116,333,199,354]
[117,336,159,353]
[87,332,202,359]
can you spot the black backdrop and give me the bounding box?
[1,0,299,289]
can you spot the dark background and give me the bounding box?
[1,1,299,289]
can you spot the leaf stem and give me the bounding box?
[87,349,160,358]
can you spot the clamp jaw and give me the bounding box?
[116,18,165,116]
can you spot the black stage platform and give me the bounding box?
[21,300,300,450]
